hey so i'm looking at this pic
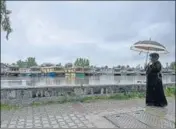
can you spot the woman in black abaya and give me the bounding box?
[145,53,167,107]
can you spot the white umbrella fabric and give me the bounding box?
[130,39,169,65]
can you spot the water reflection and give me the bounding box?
[1,75,175,88]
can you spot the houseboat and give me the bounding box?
[74,66,85,78]
[30,66,41,76]
[113,67,121,76]
[41,66,55,77]
[93,67,102,76]
[65,66,85,78]
[125,68,136,76]
[101,68,113,75]
[84,67,94,76]
[65,67,76,78]
[6,65,20,76]
[162,68,175,75]
[53,66,65,77]
[19,68,31,76]
[1,63,9,76]
[136,69,146,76]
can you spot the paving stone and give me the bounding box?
[8,125,16,128]
[63,116,69,120]
[52,124,60,128]
[17,122,25,126]
[57,119,64,122]
[86,123,95,128]
[26,123,33,126]
[67,122,76,126]
[18,119,25,122]
[82,121,90,124]
[35,126,42,128]
[51,121,57,125]
[70,114,75,117]
[42,118,48,120]
[35,123,42,126]
[60,125,69,128]
[65,119,72,122]
[42,121,49,124]
[74,120,81,124]
[71,125,78,128]
[26,126,33,128]
[16,125,24,128]
[2,120,8,124]
[1,124,8,128]
[43,124,51,128]
[9,121,17,125]
[71,117,77,120]
[77,123,85,127]
[79,117,86,121]
[56,116,62,119]
[59,121,67,126]
[34,120,41,123]
[26,120,33,122]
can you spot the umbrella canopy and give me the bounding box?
[130,40,169,54]
[130,39,169,66]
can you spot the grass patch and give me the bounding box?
[31,86,175,106]
[1,104,19,110]
[165,87,175,97]
[80,92,145,103]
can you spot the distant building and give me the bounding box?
[1,63,9,75]
[7,65,20,76]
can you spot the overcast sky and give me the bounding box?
[1,1,175,67]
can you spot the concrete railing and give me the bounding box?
[1,83,174,106]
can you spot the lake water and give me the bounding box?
[1,75,175,88]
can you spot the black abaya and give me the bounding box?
[145,61,168,107]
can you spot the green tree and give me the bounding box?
[56,63,62,66]
[16,60,27,68]
[1,0,12,40]
[74,58,90,67]
[74,59,78,66]
[170,62,176,70]
[11,63,16,65]
[25,57,37,68]
[86,59,89,66]
[65,63,72,68]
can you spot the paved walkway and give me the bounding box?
[1,98,175,128]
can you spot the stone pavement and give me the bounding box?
[1,98,175,128]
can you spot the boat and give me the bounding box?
[41,66,56,77]
[6,65,20,76]
[94,68,102,76]
[84,67,94,76]
[125,68,137,76]
[74,66,85,78]
[65,67,76,78]
[136,69,146,76]
[65,66,85,78]
[53,66,65,77]
[30,66,41,76]
[162,68,175,75]
[1,63,9,76]
[19,68,31,76]
[113,67,121,76]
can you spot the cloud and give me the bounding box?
[1,1,175,67]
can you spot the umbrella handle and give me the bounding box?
[145,49,149,67]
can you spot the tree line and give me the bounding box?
[9,57,176,71]
[9,57,90,68]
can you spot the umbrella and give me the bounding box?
[130,39,169,65]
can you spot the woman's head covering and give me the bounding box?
[149,53,159,62]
